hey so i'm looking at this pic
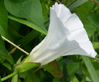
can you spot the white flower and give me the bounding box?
[29,3,97,65]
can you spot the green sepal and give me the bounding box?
[15,55,29,66]
[15,55,40,73]
[15,62,40,73]
[16,56,23,65]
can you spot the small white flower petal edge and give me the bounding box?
[29,2,97,65]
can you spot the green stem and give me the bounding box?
[1,71,17,81]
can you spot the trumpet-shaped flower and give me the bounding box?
[29,3,97,65]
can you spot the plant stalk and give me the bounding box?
[1,71,17,81]
[1,35,29,55]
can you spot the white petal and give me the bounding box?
[52,2,72,22]
[29,3,97,65]
[30,37,46,55]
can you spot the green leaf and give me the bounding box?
[8,26,23,41]
[11,74,18,82]
[9,19,21,32]
[44,18,50,28]
[8,30,40,58]
[4,0,47,34]
[67,0,88,11]
[0,76,1,82]
[67,63,79,76]
[43,60,63,80]
[92,42,99,49]
[76,1,94,20]
[36,70,46,81]
[91,61,99,76]
[21,69,41,82]
[63,60,80,81]
[60,63,70,82]
[17,30,40,47]
[8,19,23,41]
[53,78,59,82]
[0,0,10,39]
[8,15,47,35]
[87,13,99,31]
[82,20,96,37]
[81,56,99,82]
[75,69,84,81]
[19,69,40,82]
[72,76,79,82]
[2,61,12,70]
[26,74,40,82]
[0,36,14,65]
[41,3,49,21]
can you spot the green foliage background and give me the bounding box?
[0,0,99,82]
